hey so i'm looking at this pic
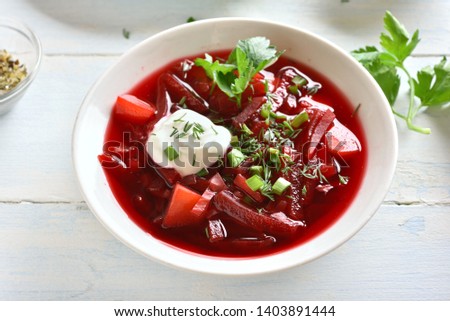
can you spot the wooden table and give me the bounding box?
[1,0,449,300]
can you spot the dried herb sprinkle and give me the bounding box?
[0,49,27,95]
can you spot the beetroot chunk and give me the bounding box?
[213,190,305,237]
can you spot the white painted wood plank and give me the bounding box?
[1,0,449,303]
[0,56,116,202]
[4,0,450,55]
[0,203,448,300]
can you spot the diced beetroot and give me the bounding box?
[190,173,227,218]
[326,119,361,159]
[162,183,203,228]
[179,174,198,186]
[208,173,227,192]
[153,166,181,187]
[232,96,266,129]
[248,118,269,136]
[190,177,211,194]
[115,94,156,125]
[213,190,305,237]
[299,107,335,160]
[185,65,212,100]
[144,172,171,199]
[308,109,335,158]
[190,188,216,218]
[209,87,240,117]
[132,194,155,217]
[206,219,227,242]
[161,73,209,114]
[229,235,276,250]
[301,175,319,206]
[281,164,304,220]
[233,174,265,203]
[241,72,267,102]
[320,163,338,179]
[155,76,171,121]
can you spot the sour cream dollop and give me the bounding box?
[147,109,231,177]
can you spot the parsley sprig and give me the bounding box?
[195,37,283,106]
[352,11,450,134]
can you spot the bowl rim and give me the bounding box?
[0,16,43,103]
[72,17,398,275]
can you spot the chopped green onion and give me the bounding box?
[228,148,246,168]
[250,165,263,177]
[178,96,187,107]
[288,85,299,95]
[338,174,349,185]
[273,112,287,120]
[230,135,239,146]
[268,147,279,163]
[241,123,253,135]
[291,110,309,128]
[292,75,307,87]
[260,103,271,119]
[197,168,209,177]
[246,174,265,191]
[302,185,307,196]
[164,145,179,161]
[272,177,292,195]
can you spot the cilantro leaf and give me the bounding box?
[380,11,420,63]
[414,57,450,107]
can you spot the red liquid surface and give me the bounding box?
[101,51,367,258]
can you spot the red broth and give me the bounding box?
[100,50,367,258]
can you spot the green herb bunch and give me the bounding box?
[352,11,450,134]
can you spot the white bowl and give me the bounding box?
[73,18,397,275]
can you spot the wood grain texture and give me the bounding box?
[0,203,448,300]
[1,0,449,301]
[6,0,450,55]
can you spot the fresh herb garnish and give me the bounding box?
[164,146,179,161]
[122,28,130,39]
[195,37,283,106]
[186,17,196,23]
[228,148,246,168]
[272,177,292,195]
[352,11,450,134]
[246,174,265,191]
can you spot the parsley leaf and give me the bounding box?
[194,53,235,82]
[229,37,283,75]
[352,11,449,134]
[380,11,420,64]
[414,57,450,107]
[194,37,282,106]
[352,46,400,105]
[122,28,130,39]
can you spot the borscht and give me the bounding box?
[98,37,366,258]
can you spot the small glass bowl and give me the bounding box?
[0,17,42,115]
